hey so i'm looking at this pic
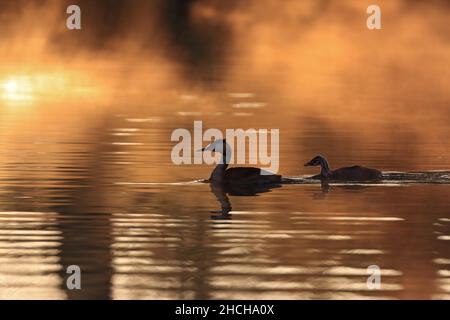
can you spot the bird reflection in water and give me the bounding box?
[313,179,384,197]
[208,181,281,219]
[197,138,282,219]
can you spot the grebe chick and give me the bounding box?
[200,139,281,185]
[304,155,382,181]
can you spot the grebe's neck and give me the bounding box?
[210,163,228,182]
[209,141,230,182]
[320,157,331,177]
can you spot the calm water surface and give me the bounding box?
[1,0,450,301]
[0,95,449,300]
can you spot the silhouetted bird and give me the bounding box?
[200,139,281,185]
[304,155,382,181]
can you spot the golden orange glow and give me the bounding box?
[3,80,18,92]
[0,72,107,106]
[1,77,33,102]
[0,0,449,301]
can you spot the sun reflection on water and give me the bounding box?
[0,72,104,106]
[1,77,34,102]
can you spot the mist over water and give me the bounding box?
[0,0,449,299]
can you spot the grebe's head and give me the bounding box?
[304,155,327,167]
[200,139,228,153]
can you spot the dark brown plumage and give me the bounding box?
[221,167,281,185]
[305,155,382,181]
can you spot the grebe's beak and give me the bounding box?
[304,160,313,167]
[198,147,206,152]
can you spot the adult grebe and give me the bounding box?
[200,139,281,185]
[304,155,382,181]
